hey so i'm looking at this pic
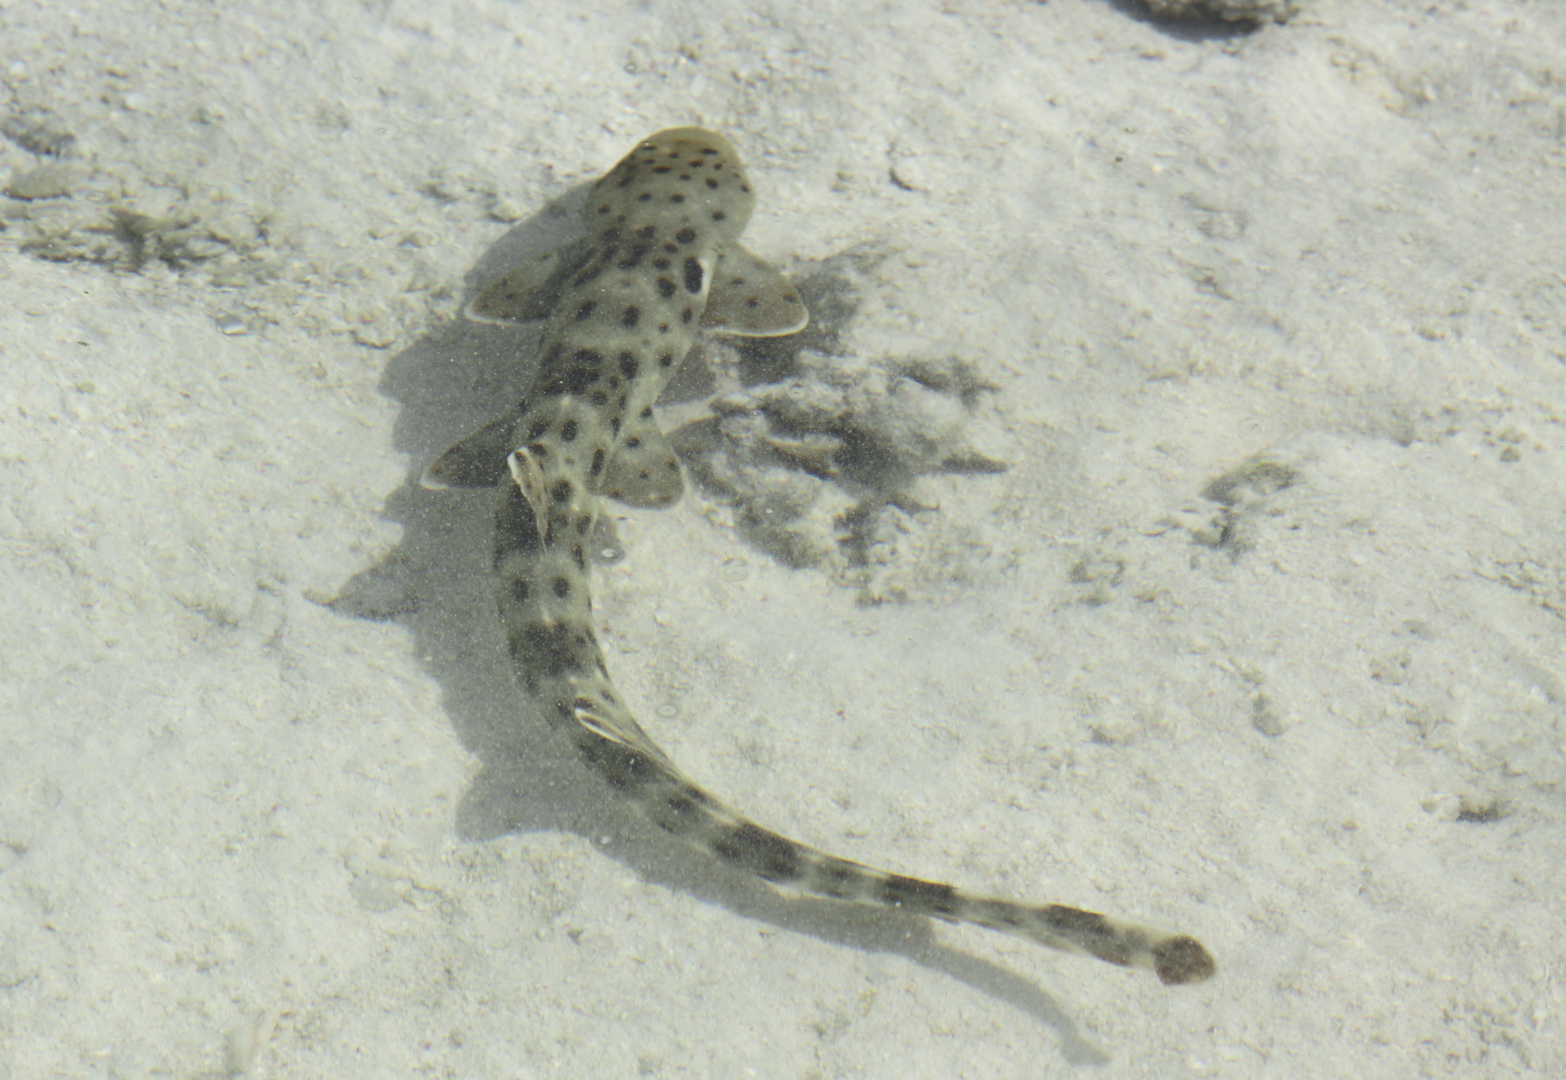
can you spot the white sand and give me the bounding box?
[2,0,1563,1076]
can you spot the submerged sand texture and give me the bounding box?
[2,0,1564,1076]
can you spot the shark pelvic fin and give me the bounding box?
[601,417,685,508]
[702,246,809,337]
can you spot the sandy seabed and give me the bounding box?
[2,1,1564,1076]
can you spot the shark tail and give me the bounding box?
[567,708,1216,986]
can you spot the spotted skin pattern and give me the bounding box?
[430,128,1214,986]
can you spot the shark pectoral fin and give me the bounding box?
[506,445,550,528]
[422,414,519,489]
[467,238,593,324]
[600,419,685,509]
[701,245,810,337]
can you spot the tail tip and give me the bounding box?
[1153,936,1217,986]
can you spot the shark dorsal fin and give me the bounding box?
[505,446,550,528]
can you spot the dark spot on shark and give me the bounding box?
[571,261,608,289]
[663,791,702,826]
[516,621,582,678]
[1041,907,1135,967]
[878,875,960,917]
[619,353,639,378]
[622,306,640,328]
[543,364,599,396]
[575,300,597,321]
[560,419,578,442]
[683,257,703,294]
[656,278,676,299]
[815,861,858,899]
[675,227,697,245]
[552,576,571,599]
[712,823,803,883]
[574,731,666,793]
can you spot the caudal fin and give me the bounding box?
[568,705,1215,985]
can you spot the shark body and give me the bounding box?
[427,127,1214,986]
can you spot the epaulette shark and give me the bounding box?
[425,127,1214,986]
